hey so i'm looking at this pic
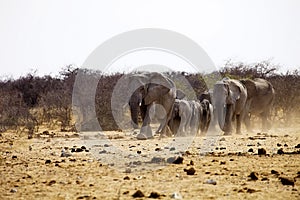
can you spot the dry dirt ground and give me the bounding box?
[1,124,300,200]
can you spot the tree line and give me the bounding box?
[0,61,299,133]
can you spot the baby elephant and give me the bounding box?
[199,99,213,134]
[169,99,212,136]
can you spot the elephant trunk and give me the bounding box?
[129,103,139,129]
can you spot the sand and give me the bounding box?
[0,125,299,200]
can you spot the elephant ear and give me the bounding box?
[144,83,170,105]
[176,89,186,99]
[227,82,241,104]
[240,79,256,99]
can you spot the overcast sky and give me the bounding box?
[0,0,299,78]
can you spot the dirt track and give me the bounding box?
[1,126,300,200]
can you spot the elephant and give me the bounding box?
[128,87,147,129]
[239,78,275,131]
[212,78,247,135]
[128,86,185,130]
[199,99,213,134]
[127,72,177,140]
[168,99,202,136]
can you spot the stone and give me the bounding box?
[132,190,145,198]
[184,167,196,175]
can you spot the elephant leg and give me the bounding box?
[236,114,241,134]
[137,106,153,140]
[261,113,268,131]
[244,113,252,132]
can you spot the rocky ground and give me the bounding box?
[0,125,300,200]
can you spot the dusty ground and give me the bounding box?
[0,125,300,200]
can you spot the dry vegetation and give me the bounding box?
[0,61,299,133]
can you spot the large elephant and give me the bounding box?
[212,78,247,135]
[128,72,177,140]
[128,86,185,130]
[239,78,275,131]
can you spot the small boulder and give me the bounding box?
[132,190,145,198]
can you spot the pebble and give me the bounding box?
[170,192,182,199]
[204,179,217,185]
[10,188,17,193]
[137,150,142,154]
[12,155,17,159]
[295,144,300,148]
[279,177,295,186]
[150,157,165,163]
[271,170,279,175]
[123,176,130,180]
[167,156,183,164]
[45,160,51,164]
[155,148,161,151]
[132,190,145,198]
[277,148,284,154]
[248,172,259,180]
[99,150,107,154]
[184,167,196,175]
[170,147,176,151]
[248,148,254,152]
[258,148,266,155]
[149,192,161,198]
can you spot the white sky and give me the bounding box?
[0,0,299,78]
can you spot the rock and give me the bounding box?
[45,160,51,164]
[184,167,196,175]
[190,160,194,165]
[150,157,165,163]
[104,144,110,147]
[248,172,259,180]
[123,176,130,180]
[170,147,176,151]
[220,147,226,150]
[10,188,17,193]
[125,168,131,173]
[295,144,300,148]
[284,144,288,147]
[149,192,160,198]
[155,148,161,151]
[167,156,183,164]
[277,143,282,147]
[219,137,226,141]
[277,148,284,155]
[261,177,269,181]
[271,170,279,175]
[12,155,17,159]
[220,161,226,165]
[204,179,217,185]
[279,177,295,186]
[81,146,86,150]
[29,146,32,151]
[132,190,145,198]
[258,148,266,155]
[170,192,182,199]
[47,180,56,186]
[137,150,142,154]
[99,150,107,154]
[61,149,72,157]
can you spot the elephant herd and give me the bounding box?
[126,72,275,140]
